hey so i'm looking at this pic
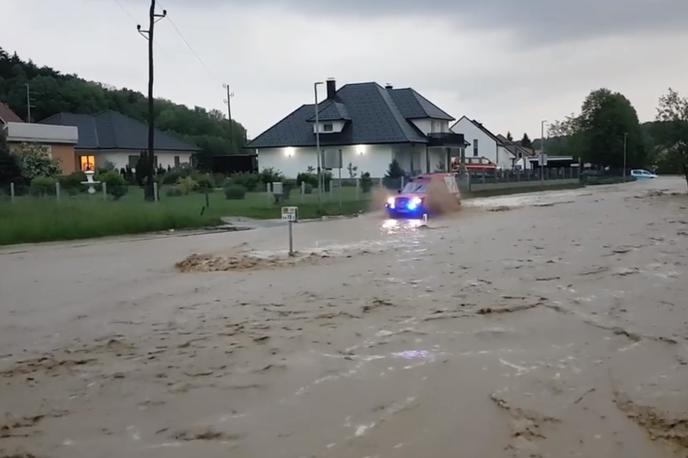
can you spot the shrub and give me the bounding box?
[360,172,373,193]
[212,173,226,188]
[58,171,86,196]
[176,176,198,194]
[229,172,260,191]
[0,132,22,187]
[15,143,62,179]
[303,183,313,194]
[166,186,184,197]
[98,160,115,173]
[385,159,405,179]
[224,184,247,200]
[192,173,214,192]
[259,167,284,185]
[30,176,57,196]
[98,170,129,200]
[296,172,318,188]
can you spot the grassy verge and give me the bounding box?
[0,186,373,245]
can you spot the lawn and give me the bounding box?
[0,185,374,245]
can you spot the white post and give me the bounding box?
[10,182,15,203]
[266,182,271,203]
[153,181,158,202]
[288,221,294,256]
[300,181,305,203]
[356,178,360,200]
[401,176,405,189]
[103,182,108,200]
[55,182,60,201]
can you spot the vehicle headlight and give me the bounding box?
[411,196,422,205]
[386,197,395,209]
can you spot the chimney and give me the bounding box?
[385,83,393,90]
[326,78,336,99]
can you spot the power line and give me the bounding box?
[112,0,137,23]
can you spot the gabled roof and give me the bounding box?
[452,115,505,145]
[40,111,200,151]
[248,82,448,149]
[0,102,23,124]
[307,99,351,122]
[389,88,454,121]
[497,134,536,158]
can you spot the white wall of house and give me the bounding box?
[451,117,514,169]
[312,120,346,134]
[410,119,449,135]
[257,144,418,178]
[91,151,192,170]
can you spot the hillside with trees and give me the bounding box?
[0,48,245,166]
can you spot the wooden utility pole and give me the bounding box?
[138,1,166,201]
[223,83,234,153]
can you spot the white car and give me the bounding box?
[630,169,658,179]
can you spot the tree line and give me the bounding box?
[0,48,246,164]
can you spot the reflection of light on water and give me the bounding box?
[381,218,426,234]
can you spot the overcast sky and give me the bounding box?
[3,0,687,139]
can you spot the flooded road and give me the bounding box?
[1,177,687,457]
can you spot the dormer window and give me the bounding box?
[323,123,333,132]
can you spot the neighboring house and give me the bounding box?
[496,134,536,170]
[2,101,80,173]
[450,116,516,170]
[247,79,464,178]
[40,111,199,172]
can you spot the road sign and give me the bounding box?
[539,154,548,166]
[281,206,298,222]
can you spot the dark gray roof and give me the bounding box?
[39,111,199,151]
[307,99,351,122]
[389,88,454,121]
[248,82,449,148]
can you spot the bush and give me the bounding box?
[192,173,214,192]
[259,167,284,185]
[58,171,86,196]
[98,170,129,200]
[303,183,313,194]
[385,159,405,179]
[228,172,260,191]
[15,143,62,179]
[296,172,318,188]
[212,172,226,188]
[224,184,247,200]
[176,176,198,194]
[360,172,373,193]
[166,186,184,197]
[162,168,187,185]
[30,176,57,196]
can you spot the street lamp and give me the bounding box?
[623,132,628,181]
[314,81,324,205]
[540,120,547,182]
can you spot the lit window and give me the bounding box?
[80,155,96,171]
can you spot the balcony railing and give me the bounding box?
[426,132,464,147]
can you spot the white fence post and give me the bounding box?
[152,182,158,202]
[300,181,305,203]
[10,182,15,203]
[103,182,108,200]
[55,182,61,201]
[356,178,360,200]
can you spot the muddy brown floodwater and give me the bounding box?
[1,177,687,458]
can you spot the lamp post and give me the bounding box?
[623,132,628,181]
[540,120,547,182]
[314,81,324,205]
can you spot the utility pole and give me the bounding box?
[314,81,324,205]
[25,83,32,122]
[222,83,234,153]
[540,120,547,182]
[137,1,167,201]
[623,132,628,180]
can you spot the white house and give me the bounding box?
[247,79,465,178]
[450,116,517,170]
[40,111,199,171]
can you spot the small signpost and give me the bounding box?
[281,206,298,256]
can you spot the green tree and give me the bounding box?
[386,159,405,178]
[520,133,532,148]
[0,129,22,186]
[577,88,645,169]
[655,88,688,189]
[506,131,513,142]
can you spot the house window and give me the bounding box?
[473,139,479,157]
[80,155,96,171]
[128,155,139,168]
[174,156,180,167]
[323,123,333,132]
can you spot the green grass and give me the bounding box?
[0,186,373,245]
